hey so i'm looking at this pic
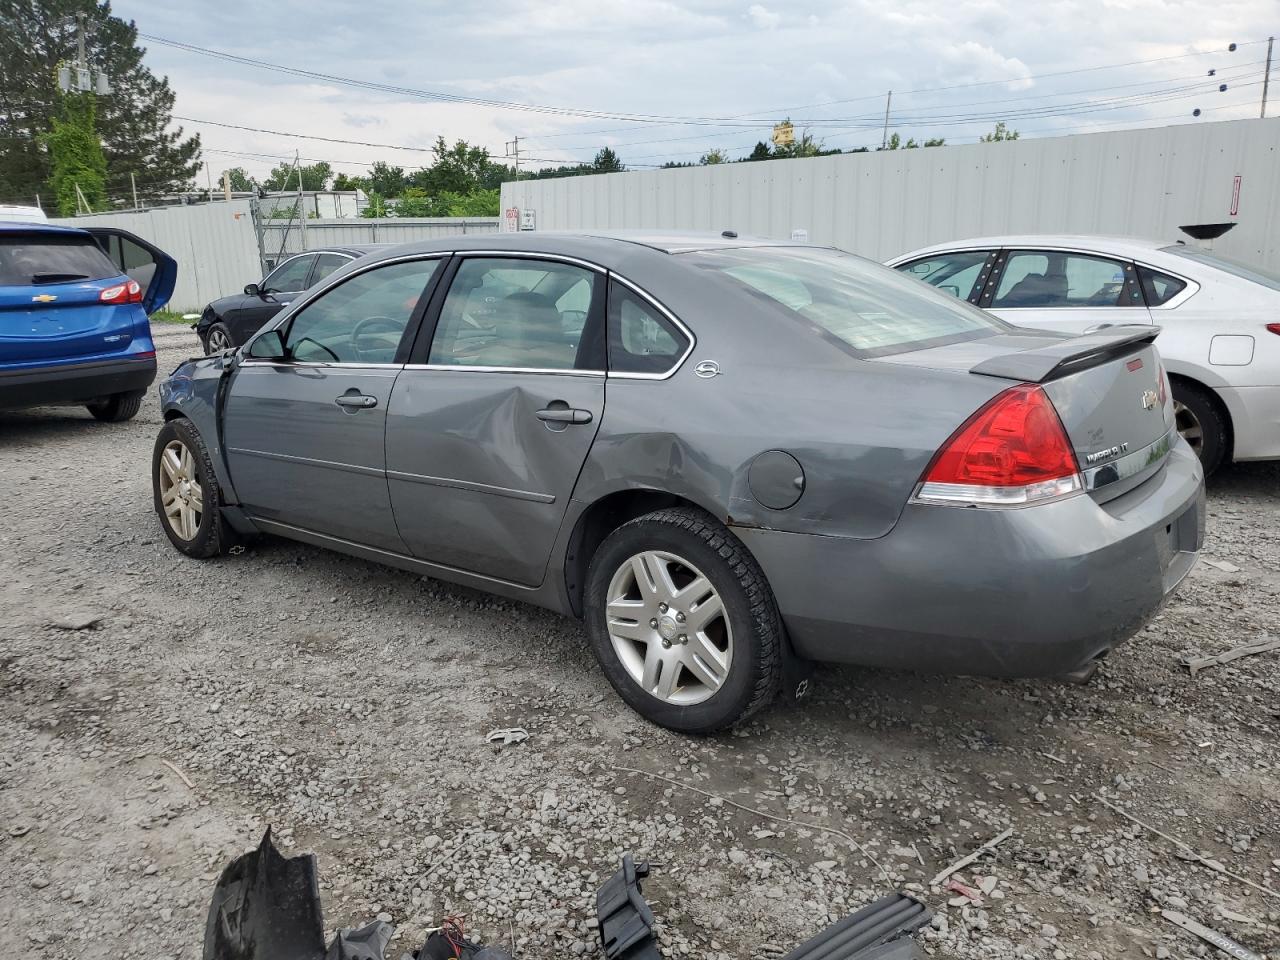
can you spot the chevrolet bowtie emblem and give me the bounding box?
[31,293,58,303]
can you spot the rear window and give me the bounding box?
[688,247,1007,357]
[1159,245,1280,292]
[0,234,120,286]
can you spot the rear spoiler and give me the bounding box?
[971,325,1159,383]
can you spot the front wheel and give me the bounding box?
[152,418,237,558]
[584,507,783,733]
[86,389,144,422]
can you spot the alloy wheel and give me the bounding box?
[1173,400,1203,456]
[158,439,204,541]
[206,327,232,354]
[604,550,733,706]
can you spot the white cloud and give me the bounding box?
[746,4,781,29]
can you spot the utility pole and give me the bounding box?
[223,169,231,202]
[505,137,523,180]
[1263,36,1275,119]
[35,193,42,212]
[881,91,892,150]
[130,173,138,211]
[296,151,308,249]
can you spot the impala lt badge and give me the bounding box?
[1141,389,1158,410]
[1085,442,1130,465]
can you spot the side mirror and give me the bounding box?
[940,285,961,298]
[244,282,262,297]
[247,329,287,360]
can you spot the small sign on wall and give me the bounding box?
[504,206,520,233]
[1230,175,1242,217]
[520,208,537,231]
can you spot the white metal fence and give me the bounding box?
[52,206,501,313]
[501,117,1280,272]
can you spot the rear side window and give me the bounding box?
[689,247,1005,357]
[608,282,690,375]
[1137,266,1188,306]
[310,253,350,286]
[0,234,119,285]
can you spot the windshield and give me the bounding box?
[687,246,1008,357]
[1159,245,1280,291]
[0,234,120,286]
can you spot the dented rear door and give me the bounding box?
[385,254,606,587]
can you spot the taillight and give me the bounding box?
[100,279,142,304]
[916,384,1082,506]
[1266,323,1280,336]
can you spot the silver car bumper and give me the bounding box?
[735,440,1206,677]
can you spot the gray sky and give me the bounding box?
[115,0,1278,183]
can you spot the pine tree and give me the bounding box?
[0,0,201,206]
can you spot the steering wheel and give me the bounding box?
[350,316,403,361]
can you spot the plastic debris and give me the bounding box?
[1184,637,1280,676]
[1161,909,1263,960]
[485,727,529,747]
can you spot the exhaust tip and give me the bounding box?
[1059,654,1107,685]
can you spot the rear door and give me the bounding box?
[385,254,607,585]
[230,254,316,342]
[981,248,1150,334]
[223,255,446,551]
[84,227,177,314]
[0,228,154,365]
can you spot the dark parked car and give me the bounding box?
[1,221,175,420]
[195,245,384,353]
[153,233,1204,732]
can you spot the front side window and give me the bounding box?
[282,258,441,363]
[310,253,351,286]
[427,257,599,371]
[1137,265,1188,306]
[262,255,315,295]
[992,251,1134,308]
[608,282,690,375]
[689,247,1005,357]
[896,250,992,302]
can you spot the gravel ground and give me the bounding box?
[2,325,1278,959]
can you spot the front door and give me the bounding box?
[223,256,446,551]
[981,248,1151,334]
[386,255,607,586]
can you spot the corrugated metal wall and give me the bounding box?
[54,200,262,314]
[501,117,1280,271]
[260,217,501,260]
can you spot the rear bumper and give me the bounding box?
[736,440,1205,677]
[0,355,157,409]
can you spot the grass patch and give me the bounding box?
[149,309,195,326]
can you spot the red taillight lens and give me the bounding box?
[917,384,1083,506]
[1266,323,1280,336]
[100,279,142,304]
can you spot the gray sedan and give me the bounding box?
[152,233,1205,733]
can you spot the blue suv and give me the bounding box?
[0,222,176,421]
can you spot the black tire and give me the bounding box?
[152,418,237,558]
[584,507,783,733]
[203,321,235,355]
[86,389,145,422]
[1172,381,1228,476]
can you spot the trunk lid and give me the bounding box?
[877,325,1175,500]
[0,280,139,362]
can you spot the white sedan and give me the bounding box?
[888,235,1280,474]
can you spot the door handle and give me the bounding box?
[536,406,592,424]
[335,393,378,409]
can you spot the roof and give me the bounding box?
[0,220,89,236]
[887,234,1175,264]
[574,230,812,254]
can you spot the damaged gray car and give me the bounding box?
[153,233,1204,733]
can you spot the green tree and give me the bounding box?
[331,172,360,191]
[745,141,773,161]
[225,167,255,191]
[0,0,201,205]
[592,147,624,173]
[445,187,499,216]
[773,130,824,158]
[411,137,492,194]
[980,121,1020,142]
[44,93,106,214]
[263,160,332,191]
[699,148,727,165]
[365,160,407,196]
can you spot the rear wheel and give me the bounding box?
[584,507,782,733]
[204,321,234,355]
[86,389,144,422]
[1172,381,1227,476]
[153,418,237,558]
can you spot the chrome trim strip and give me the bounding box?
[444,249,607,273]
[606,272,697,381]
[386,469,555,504]
[238,360,403,370]
[400,364,604,377]
[227,447,384,478]
[1082,427,1176,491]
